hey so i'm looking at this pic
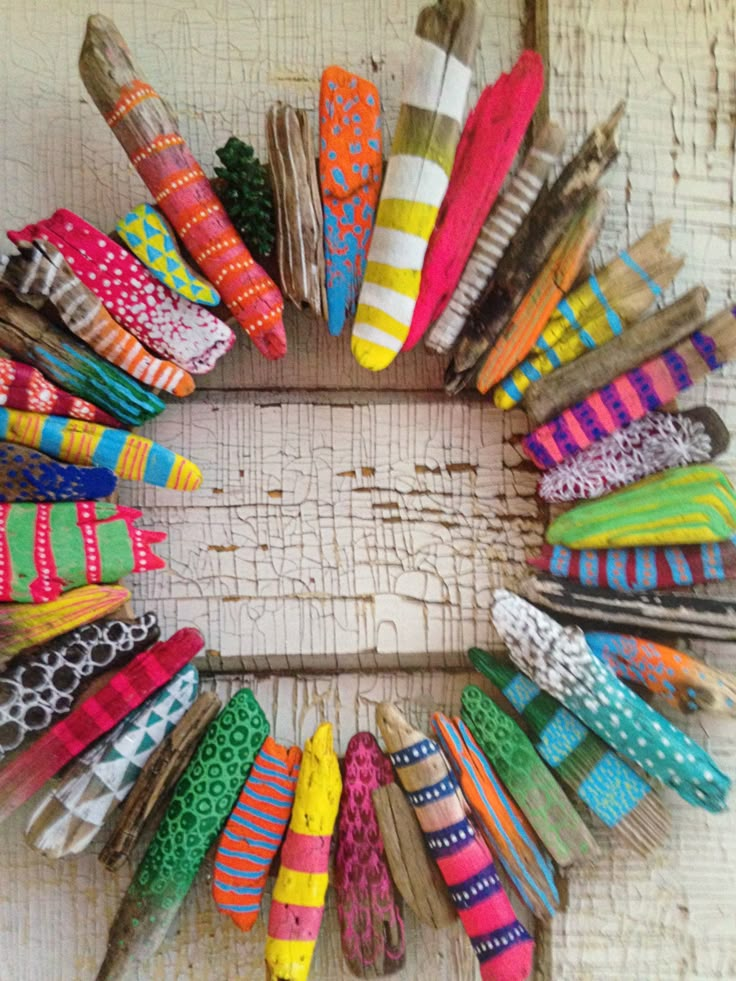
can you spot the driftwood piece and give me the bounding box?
[79,15,285,360]
[445,102,623,390]
[0,289,163,428]
[265,722,342,981]
[404,50,544,350]
[523,0,550,139]
[267,105,327,320]
[0,407,202,490]
[425,121,565,355]
[376,702,534,980]
[524,286,710,425]
[372,782,456,929]
[0,440,116,502]
[1,241,194,396]
[99,691,221,872]
[95,689,268,981]
[352,0,483,371]
[0,628,204,826]
[492,590,731,812]
[25,665,198,858]
[319,67,382,337]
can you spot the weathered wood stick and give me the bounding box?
[523,286,709,425]
[98,691,221,872]
[523,0,550,140]
[79,15,285,359]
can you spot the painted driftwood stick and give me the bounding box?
[351,0,483,371]
[318,67,382,337]
[377,702,534,981]
[265,721,342,981]
[95,689,268,981]
[0,441,117,502]
[523,308,736,470]
[0,289,162,428]
[335,732,405,977]
[25,665,198,858]
[267,105,327,319]
[372,781,457,929]
[0,613,159,759]
[425,121,565,355]
[404,49,544,350]
[1,241,194,396]
[492,590,731,812]
[0,407,202,490]
[469,649,670,856]
[445,102,623,390]
[99,691,221,872]
[523,286,710,425]
[79,15,286,359]
[0,628,204,827]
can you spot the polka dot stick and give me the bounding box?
[0,357,120,429]
[0,441,116,503]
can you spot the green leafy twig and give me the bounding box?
[214,137,275,256]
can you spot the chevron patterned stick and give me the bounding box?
[335,732,405,977]
[265,722,342,981]
[459,686,599,868]
[377,703,534,981]
[79,16,285,360]
[425,121,565,355]
[523,309,736,470]
[25,664,199,858]
[492,590,731,812]
[0,441,116,503]
[1,241,194,396]
[351,0,483,371]
[0,613,159,759]
[0,585,130,659]
[0,407,201,490]
[0,627,204,826]
[431,712,560,920]
[403,49,544,351]
[117,204,220,306]
[213,736,301,932]
[586,632,736,716]
[468,649,670,856]
[95,689,268,981]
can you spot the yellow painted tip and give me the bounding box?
[492,385,517,410]
[351,336,397,372]
[307,721,334,757]
[167,460,203,492]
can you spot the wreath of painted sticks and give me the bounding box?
[0,2,735,980]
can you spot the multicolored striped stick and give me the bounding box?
[79,16,285,360]
[0,406,201,490]
[351,0,482,370]
[0,584,130,659]
[0,627,203,826]
[425,121,565,355]
[95,689,268,981]
[523,309,736,469]
[492,590,731,812]
[265,722,342,981]
[319,67,382,336]
[0,501,165,603]
[377,702,534,981]
[469,649,670,856]
[1,241,194,396]
[213,736,301,932]
[25,664,198,858]
[404,50,544,350]
[0,441,116,503]
[586,632,736,716]
[335,732,405,977]
[431,712,559,920]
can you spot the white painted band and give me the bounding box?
[352,321,405,352]
[368,226,428,269]
[381,155,450,206]
[401,36,471,124]
[359,281,417,326]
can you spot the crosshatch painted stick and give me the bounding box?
[351,0,483,371]
[25,664,199,858]
[425,120,565,355]
[79,15,286,360]
[0,441,117,503]
[95,689,268,981]
[403,49,544,350]
[0,406,202,490]
[377,702,534,981]
[0,627,204,827]
[468,649,670,856]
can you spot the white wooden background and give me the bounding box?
[1,0,736,978]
